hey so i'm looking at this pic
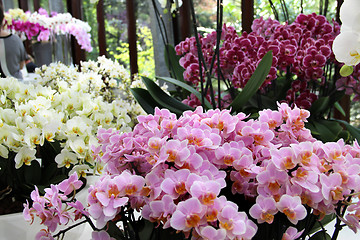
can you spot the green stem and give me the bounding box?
[188,0,216,108]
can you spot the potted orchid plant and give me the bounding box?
[0,57,143,217]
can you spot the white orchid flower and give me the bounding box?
[14,146,37,169]
[55,148,79,168]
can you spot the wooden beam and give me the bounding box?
[241,0,254,33]
[96,0,107,57]
[126,0,138,75]
[67,0,86,65]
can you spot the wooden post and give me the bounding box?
[18,0,33,56]
[126,0,138,76]
[241,0,254,33]
[96,0,107,57]
[18,0,28,10]
[67,0,86,65]
[179,0,191,41]
[33,0,40,11]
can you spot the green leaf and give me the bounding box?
[309,214,336,235]
[335,119,360,142]
[229,51,273,113]
[305,122,320,136]
[107,221,127,240]
[24,161,42,185]
[41,162,58,184]
[334,101,346,117]
[312,120,343,142]
[309,96,330,115]
[157,76,212,109]
[131,88,160,114]
[141,76,194,115]
[309,231,331,240]
[164,44,184,81]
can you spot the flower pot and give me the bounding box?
[32,41,52,67]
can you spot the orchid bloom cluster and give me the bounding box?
[4,8,50,42]
[27,103,360,239]
[23,173,88,240]
[4,8,92,52]
[176,13,340,109]
[0,75,136,177]
[34,58,145,122]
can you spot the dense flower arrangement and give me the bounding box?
[24,103,360,239]
[4,8,92,52]
[0,64,142,214]
[0,76,136,171]
[34,58,148,125]
[176,13,340,109]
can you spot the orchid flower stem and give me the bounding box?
[268,0,279,21]
[216,0,223,109]
[150,0,175,77]
[189,0,216,109]
[319,0,323,15]
[53,219,88,238]
[332,192,353,240]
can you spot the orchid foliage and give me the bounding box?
[0,59,141,209]
[4,8,92,52]
[24,103,360,239]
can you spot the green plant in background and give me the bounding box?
[82,0,155,78]
[110,26,155,78]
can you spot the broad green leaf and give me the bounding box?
[164,44,184,81]
[312,120,343,142]
[305,122,320,135]
[107,221,127,240]
[309,96,330,115]
[131,88,160,114]
[309,214,335,235]
[230,51,273,113]
[141,76,194,115]
[309,231,331,240]
[334,101,346,117]
[335,119,360,142]
[41,162,58,183]
[24,161,42,185]
[157,76,212,109]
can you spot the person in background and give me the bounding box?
[25,54,37,73]
[0,4,27,79]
